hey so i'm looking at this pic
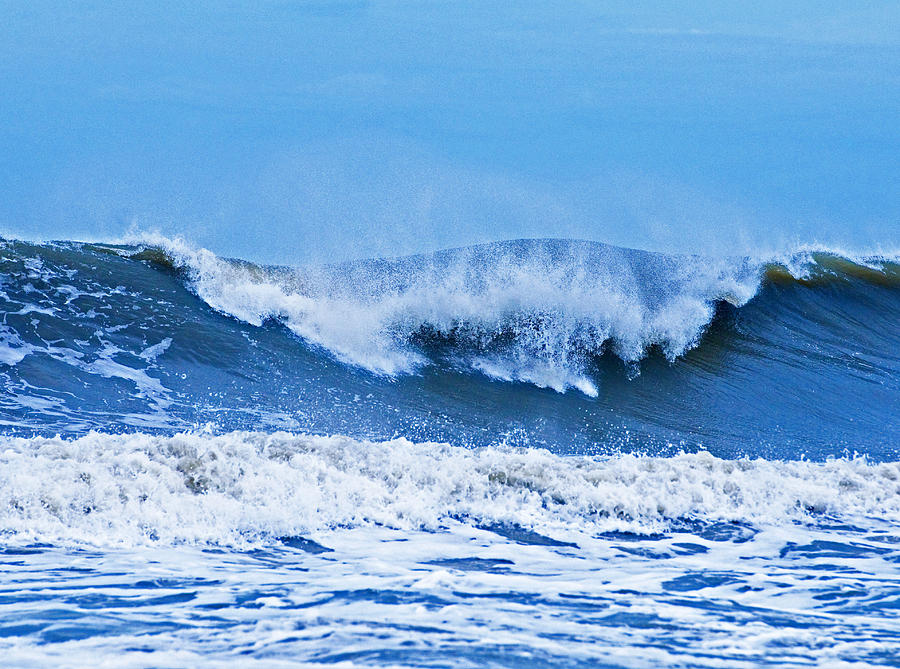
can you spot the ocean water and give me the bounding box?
[1,236,899,667]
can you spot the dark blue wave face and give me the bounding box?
[0,238,897,461]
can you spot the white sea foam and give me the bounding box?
[1,430,898,548]
[130,234,763,394]
[0,325,33,365]
[138,337,173,361]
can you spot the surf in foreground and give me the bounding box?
[1,235,899,667]
[2,429,900,668]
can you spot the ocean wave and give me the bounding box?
[117,235,772,395]
[1,234,898,456]
[1,430,898,548]
[113,235,900,397]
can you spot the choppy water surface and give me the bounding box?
[1,237,899,666]
[5,521,900,668]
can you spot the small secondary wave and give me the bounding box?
[1,430,898,548]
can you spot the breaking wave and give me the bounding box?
[1,234,897,457]
[109,235,900,396]
[2,430,898,548]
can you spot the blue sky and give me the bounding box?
[1,1,898,263]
